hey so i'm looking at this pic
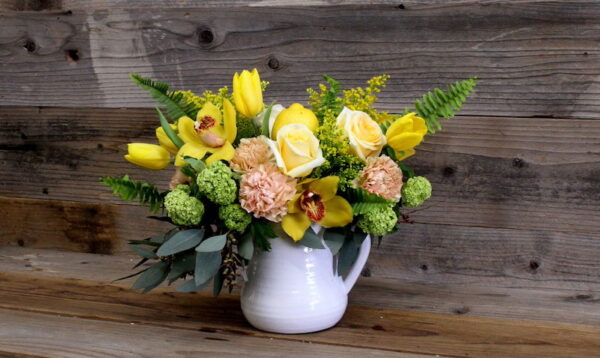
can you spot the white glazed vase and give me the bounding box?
[240,224,371,334]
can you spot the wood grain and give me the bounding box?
[0,2,599,118]
[0,309,413,358]
[1,106,599,235]
[0,270,599,358]
[2,246,599,326]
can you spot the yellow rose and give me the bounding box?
[124,143,170,170]
[268,123,325,177]
[233,68,263,118]
[336,107,386,161]
[271,103,318,139]
[385,112,427,160]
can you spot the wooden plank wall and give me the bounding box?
[1,1,599,292]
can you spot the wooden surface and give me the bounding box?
[0,247,599,358]
[0,2,599,119]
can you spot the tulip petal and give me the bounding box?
[125,143,170,170]
[282,213,311,241]
[395,148,415,161]
[233,73,249,118]
[386,114,413,137]
[205,141,235,166]
[222,98,237,143]
[175,142,208,167]
[412,115,428,136]
[387,132,424,152]
[309,176,339,202]
[320,196,353,228]
[240,70,262,118]
[156,125,178,154]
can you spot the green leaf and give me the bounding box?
[156,229,205,256]
[194,251,222,286]
[130,245,158,259]
[156,107,184,148]
[238,231,254,260]
[168,251,196,281]
[147,216,174,224]
[298,227,324,249]
[337,237,359,277]
[100,175,165,213]
[260,101,276,137]
[212,268,225,297]
[323,229,345,255]
[347,188,392,215]
[132,257,149,269]
[398,162,415,178]
[131,261,169,292]
[130,73,199,120]
[252,221,276,251]
[113,267,149,282]
[183,156,206,173]
[176,279,209,293]
[128,239,161,247]
[195,234,228,252]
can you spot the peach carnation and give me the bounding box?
[239,164,297,222]
[356,155,403,201]
[230,136,274,174]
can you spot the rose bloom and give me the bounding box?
[356,155,403,201]
[336,107,386,161]
[230,136,274,173]
[239,164,297,222]
[268,123,325,177]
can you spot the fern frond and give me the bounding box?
[346,188,393,216]
[130,73,199,120]
[412,77,477,134]
[100,175,165,212]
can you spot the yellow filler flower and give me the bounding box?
[282,176,353,241]
[176,99,237,166]
[125,143,170,170]
[385,112,427,161]
[233,68,263,118]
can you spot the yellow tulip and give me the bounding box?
[155,124,178,154]
[282,176,353,241]
[385,112,427,160]
[176,99,237,166]
[271,103,318,139]
[233,68,263,118]
[124,143,170,170]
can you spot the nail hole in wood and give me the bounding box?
[267,56,280,70]
[42,188,49,194]
[529,260,540,270]
[23,40,36,53]
[66,49,80,63]
[584,52,588,56]
[17,239,25,247]
[454,306,470,315]
[361,267,372,277]
[421,264,428,271]
[512,157,525,168]
[443,166,455,177]
[396,4,405,9]
[198,29,214,44]
[20,131,28,140]
[97,143,104,150]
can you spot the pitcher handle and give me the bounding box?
[342,235,371,294]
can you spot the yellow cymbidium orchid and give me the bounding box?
[385,112,427,161]
[233,68,263,119]
[176,99,237,166]
[124,143,170,170]
[282,176,353,241]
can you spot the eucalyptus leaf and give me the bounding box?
[132,257,149,269]
[194,251,222,286]
[130,245,158,259]
[238,231,254,260]
[128,239,161,247]
[176,279,210,293]
[298,227,324,249]
[337,238,359,277]
[132,261,169,291]
[157,229,205,256]
[353,231,368,246]
[323,229,345,255]
[213,268,225,297]
[168,251,196,281]
[195,234,228,252]
[183,156,206,173]
[113,267,149,282]
[156,107,184,148]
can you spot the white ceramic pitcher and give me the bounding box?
[240,224,371,334]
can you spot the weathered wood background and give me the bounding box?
[1,0,599,322]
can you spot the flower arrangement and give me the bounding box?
[101,70,476,294]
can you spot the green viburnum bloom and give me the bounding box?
[401,176,432,208]
[219,204,251,233]
[196,161,237,205]
[357,205,397,236]
[164,185,204,226]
